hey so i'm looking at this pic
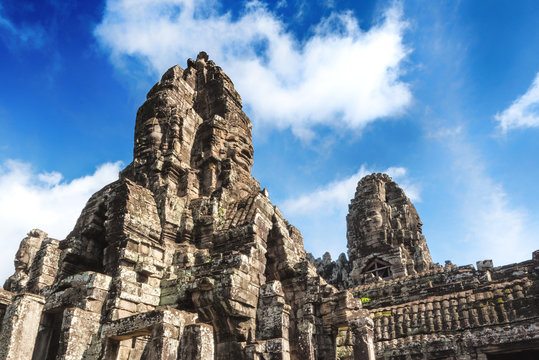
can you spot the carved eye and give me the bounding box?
[241,149,251,158]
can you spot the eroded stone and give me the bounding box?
[0,53,537,360]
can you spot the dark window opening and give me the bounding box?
[487,349,539,360]
[362,259,392,280]
[0,304,7,332]
[136,272,149,284]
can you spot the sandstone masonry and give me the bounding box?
[0,53,537,360]
[311,174,539,359]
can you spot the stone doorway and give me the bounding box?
[31,311,63,360]
[335,326,354,360]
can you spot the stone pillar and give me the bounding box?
[297,320,316,360]
[146,323,182,360]
[349,318,375,360]
[264,338,290,360]
[0,293,45,360]
[56,308,102,360]
[180,323,214,360]
[257,281,290,341]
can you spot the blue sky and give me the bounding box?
[1,0,538,281]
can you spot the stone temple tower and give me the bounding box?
[347,173,434,284]
[0,52,375,360]
[1,53,538,360]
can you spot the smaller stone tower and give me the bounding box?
[347,173,433,284]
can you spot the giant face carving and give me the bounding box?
[225,133,253,172]
[13,245,30,271]
[364,208,384,231]
[359,199,385,234]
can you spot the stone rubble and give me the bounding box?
[0,52,537,360]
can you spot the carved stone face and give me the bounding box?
[145,118,162,147]
[225,133,253,172]
[348,174,434,280]
[360,200,384,233]
[198,120,253,172]
[13,246,30,270]
[364,208,383,231]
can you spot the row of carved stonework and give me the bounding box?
[373,319,539,359]
[367,278,533,342]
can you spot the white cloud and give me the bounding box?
[281,165,419,216]
[0,160,122,283]
[94,0,412,140]
[277,165,419,259]
[495,72,539,132]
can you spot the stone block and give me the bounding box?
[179,323,214,360]
[0,293,45,360]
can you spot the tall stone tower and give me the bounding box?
[346,173,433,284]
[0,53,375,360]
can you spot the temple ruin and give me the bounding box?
[0,52,537,359]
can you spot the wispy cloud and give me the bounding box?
[433,127,536,265]
[275,0,288,10]
[426,125,462,139]
[0,160,122,282]
[0,5,45,49]
[495,72,539,132]
[94,0,412,140]
[278,165,419,258]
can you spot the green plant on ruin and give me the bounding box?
[218,206,225,225]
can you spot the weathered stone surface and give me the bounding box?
[179,323,214,360]
[0,53,377,360]
[0,293,45,360]
[311,174,539,359]
[4,229,48,293]
[308,252,352,290]
[347,173,434,283]
[0,52,537,360]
